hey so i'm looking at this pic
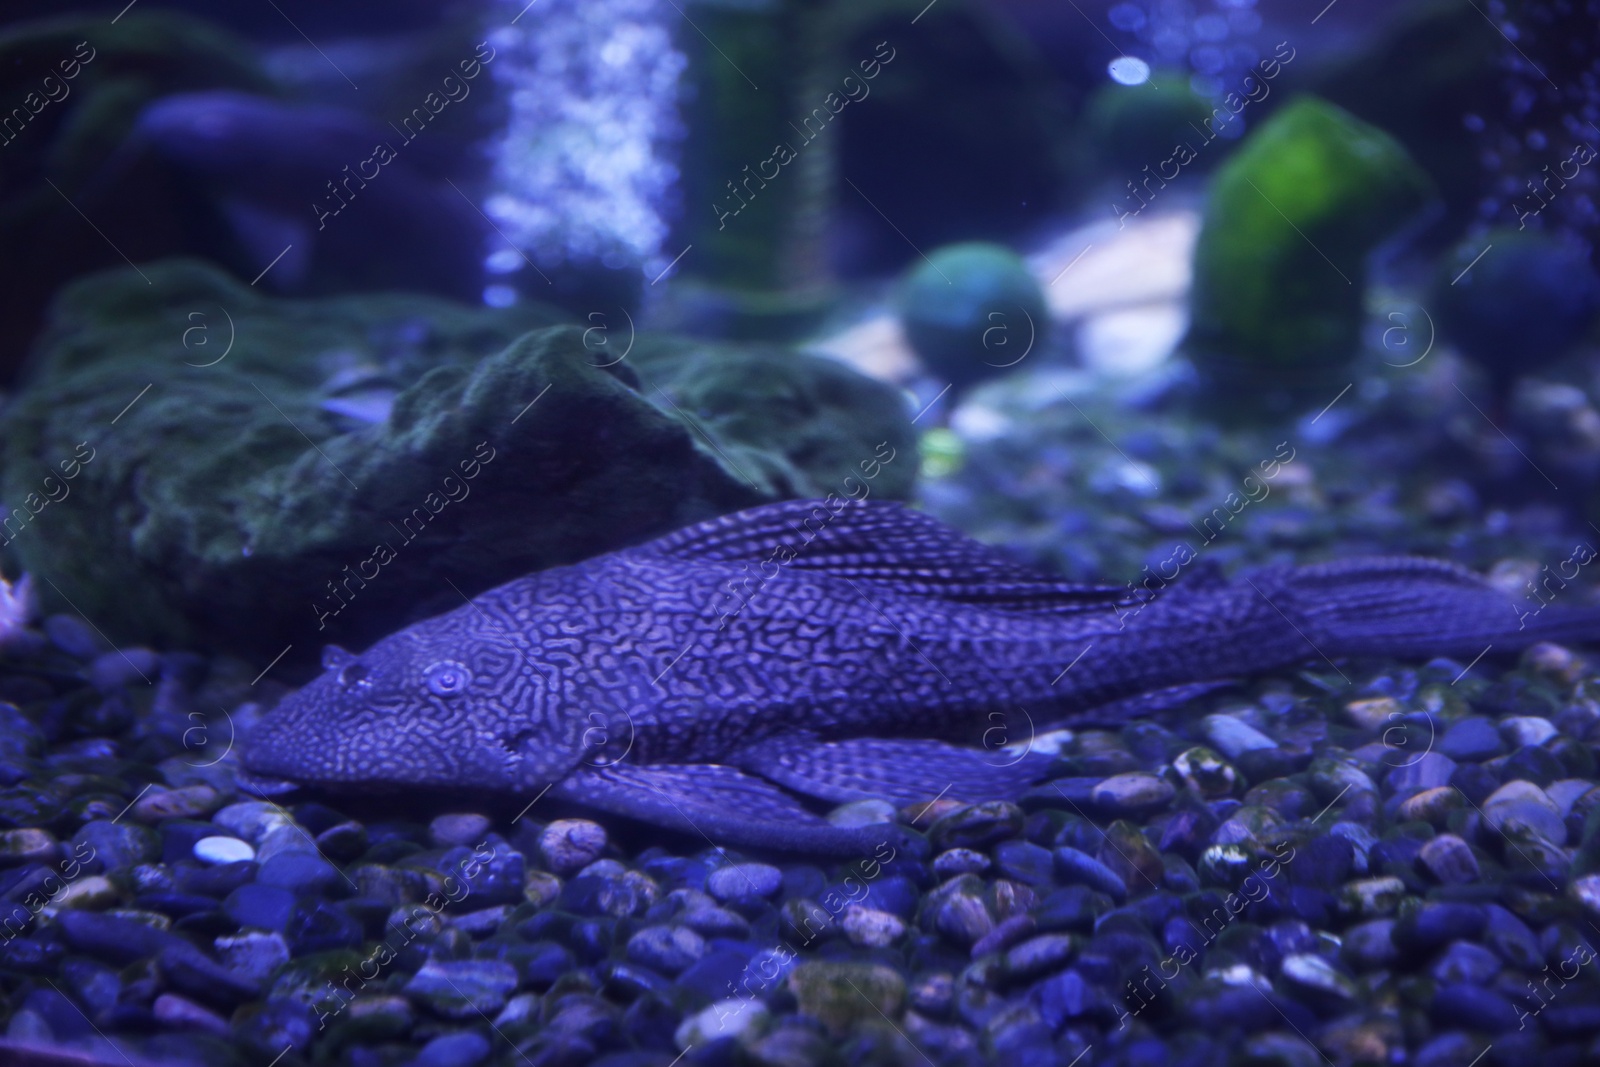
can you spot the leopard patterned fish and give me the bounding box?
[243,498,1600,853]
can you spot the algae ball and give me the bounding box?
[897,242,1049,390]
[1435,229,1600,385]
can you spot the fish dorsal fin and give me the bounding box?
[644,499,1134,614]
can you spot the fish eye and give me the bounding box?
[423,660,471,697]
[338,662,368,688]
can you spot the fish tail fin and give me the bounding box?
[1267,557,1597,659]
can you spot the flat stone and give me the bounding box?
[158,945,261,1008]
[52,876,116,911]
[0,829,56,865]
[1003,933,1076,980]
[522,871,561,909]
[706,863,781,901]
[929,877,994,947]
[1343,697,1401,732]
[841,905,905,949]
[932,848,990,877]
[55,910,186,965]
[223,884,295,933]
[1091,772,1175,817]
[970,913,1035,958]
[1430,982,1520,1033]
[787,961,904,1037]
[213,931,289,986]
[1501,716,1558,748]
[1396,787,1463,825]
[493,993,540,1029]
[538,820,607,874]
[626,924,706,975]
[210,802,289,844]
[45,614,106,659]
[1385,753,1457,794]
[447,906,509,938]
[1340,919,1399,971]
[257,851,340,896]
[131,786,219,823]
[1548,778,1594,818]
[1416,834,1479,885]
[152,992,229,1035]
[70,821,157,873]
[1438,717,1504,761]
[1393,903,1487,953]
[193,836,254,866]
[1202,714,1277,758]
[415,1031,493,1067]
[403,960,518,1019]
[1483,780,1566,844]
[88,649,161,692]
[1569,874,1600,920]
[1430,940,1501,985]
[429,813,492,849]
[674,998,769,1049]
[1172,747,1237,798]
[1054,847,1127,903]
[1339,877,1407,919]
[993,840,1054,887]
[929,801,1024,850]
[1280,953,1357,1001]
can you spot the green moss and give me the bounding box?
[1,259,913,660]
[1082,70,1218,177]
[787,960,905,1035]
[898,242,1049,391]
[1186,96,1435,402]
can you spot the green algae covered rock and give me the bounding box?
[1081,70,1218,179]
[0,259,914,660]
[787,960,905,1036]
[897,242,1049,391]
[1186,96,1435,404]
[629,335,917,503]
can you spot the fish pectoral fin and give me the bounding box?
[734,735,1052,807]
[645,498,1131,615]
[550,763,897,856]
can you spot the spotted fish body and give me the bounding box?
[245,499,1600,853]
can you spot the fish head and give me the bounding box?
[244,606,584,794]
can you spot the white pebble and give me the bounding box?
[1201,714,1276,757]
[193,836,255,865]
[1501,716,1558,749]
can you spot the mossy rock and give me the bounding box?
[787,960,905,1036]
[0,259,914,662]
[897,242,1049,391]
[1186,95,1435,406]
[1081,70,1219,178]
[1303,0,1504,243]
[1434,228,1600,385]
